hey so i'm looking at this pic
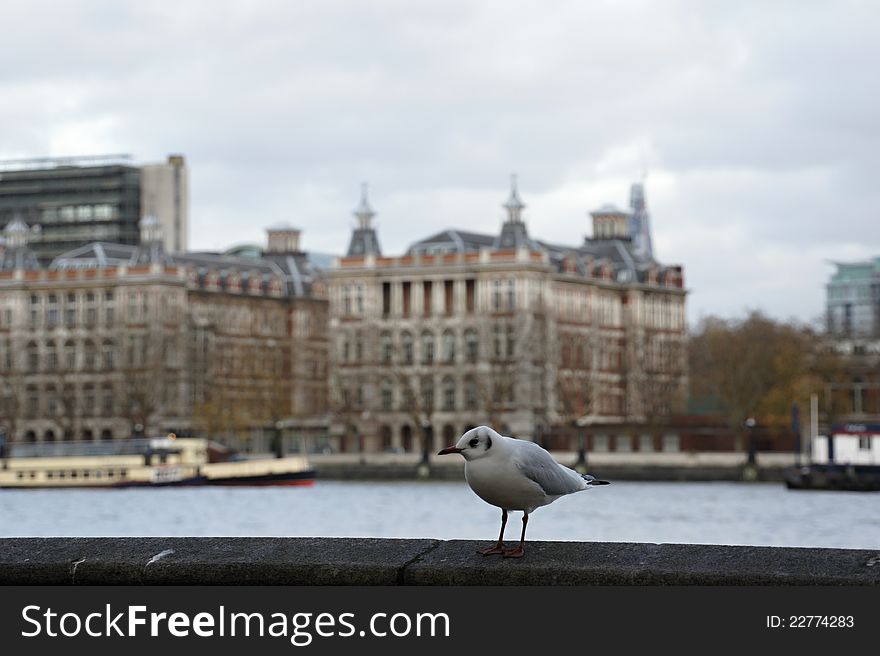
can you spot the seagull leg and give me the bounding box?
[503,513,528,558]
[478,509,508,555]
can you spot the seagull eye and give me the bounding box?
[468,438,479,448]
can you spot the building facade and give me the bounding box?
[0,154,188,262]
[826,257,880,338]
[0,219,328,452]
[326,180,688,454]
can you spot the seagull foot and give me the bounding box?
[477,543,506,556]
[502,546,525,558]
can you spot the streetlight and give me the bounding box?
[417,418,432,478]
[575,416,590,472]
[745,417,757,466]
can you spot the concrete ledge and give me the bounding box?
[1,538,878,586]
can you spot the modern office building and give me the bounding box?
[0,154,188,263]
[827,257,880,338]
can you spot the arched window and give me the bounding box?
[44,429,56,443]
[380,425,393,451]
[401,425,413,452]
[401,331,413,365]
[420,330,434,365]
[24,430,37,443]
[442,376,456,411]
[100,429,113,441]
[464,328,479,361]
[442,330,456,363]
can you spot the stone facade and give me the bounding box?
[326,181,687,453]
[0,221,328,452]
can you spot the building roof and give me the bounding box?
[407,229,495,255]
[49,242,327,299]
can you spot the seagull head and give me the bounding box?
[437,425,500,461]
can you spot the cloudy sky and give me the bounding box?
[1,0,877,326]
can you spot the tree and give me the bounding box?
[688,311,846,438]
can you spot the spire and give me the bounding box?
[494,174,537,251]
[353,182,375,230]
[346,183,381,257]
[628,182,654,260]
[503,173,525,223]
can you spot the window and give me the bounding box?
[464,375,478,410]
[465,279,475,313]
[102,386,114,415]
[593,434,609,452]
[616,435,632,452]
[444,280,454,315]
[493,325,503,358]
[103,340,115,370]
[442,330,456,363]
[27,342,39,372]
[64,341,76,369]
[420,330,434,365]
[859,437,871,450]
[639,434,654,452]
[423,281,432,316]
[442,376,456,411]
[401,331,413,365]
[45,341,57,370]
[382,282,391,316]
[421,376,434,411]
[402,282,411,317]
[380,379,393,411]
[465,328,479,361]
[662,434,680,452]
[380,331,393,364]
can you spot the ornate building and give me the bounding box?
[326,179,688,454]
[0,218,328,451]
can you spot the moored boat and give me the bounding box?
[784,423,880,492]
[0,435,315,489]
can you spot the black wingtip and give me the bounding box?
[592,480,611,485]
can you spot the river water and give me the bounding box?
[0,481,877,549]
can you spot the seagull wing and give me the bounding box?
[511,440,586,497]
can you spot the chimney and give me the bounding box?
[266,225,302,253]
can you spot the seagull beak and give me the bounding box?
[437,446,463,456]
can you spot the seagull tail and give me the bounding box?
[581,473,610,486]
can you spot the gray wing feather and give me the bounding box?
[513,442,585,496]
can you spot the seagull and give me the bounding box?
[437,425,609,558]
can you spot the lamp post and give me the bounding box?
[417,418,432,479]
[272,421,284,459]
[745,417,757,466]
[575,416,590,473]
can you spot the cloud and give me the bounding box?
[0,0,877,325]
